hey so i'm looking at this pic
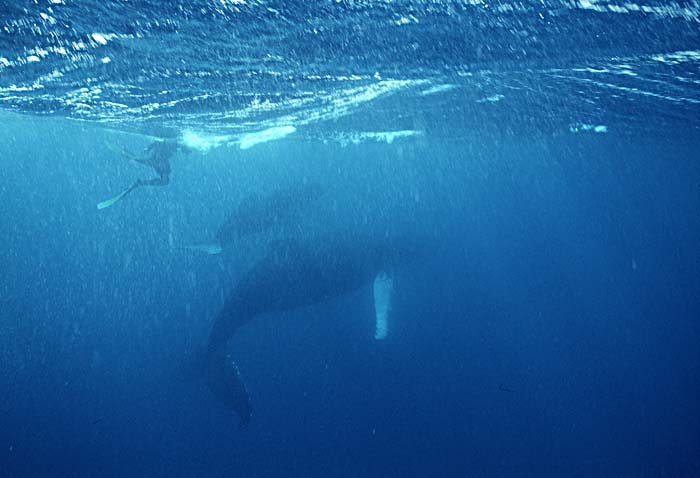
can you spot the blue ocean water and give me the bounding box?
[1,1,699,476]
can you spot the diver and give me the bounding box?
[98,139,187,209]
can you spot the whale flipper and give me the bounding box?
[373,271,393,340]
[180,243,223,255]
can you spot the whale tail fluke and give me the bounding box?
[207,348,252,429]
[180,243,223,255]
[206,304,255,429]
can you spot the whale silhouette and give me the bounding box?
[217,183,324,242]
[205,235,417,428]
[184,183,324,255]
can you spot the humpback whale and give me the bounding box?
[205,236,415,428]
[185,183,324,255]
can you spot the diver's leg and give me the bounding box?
[137,173,169,187]
[97,173,168,210]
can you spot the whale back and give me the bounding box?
[215,183,324,244]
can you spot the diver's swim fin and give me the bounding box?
[97,181,140,210]
[180,243,224,255]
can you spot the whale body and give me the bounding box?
[216,183,324,244]
[185,183,324,255]
[205,236,416,428]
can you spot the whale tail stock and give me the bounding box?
[207,347,252,429]
[206,303,254,429]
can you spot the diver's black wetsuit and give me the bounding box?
[134,140,177,186]
[98,139,184,209]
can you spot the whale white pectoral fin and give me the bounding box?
[181,243,223,255]
[373,271,394,340]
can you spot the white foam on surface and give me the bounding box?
[180,129,232,153]
[548,69,700,105]
[651,50,700,65]
[238,125,296,150]
[477,94,505,103]
[395,15,419,26]
[221,79,425,133]
[332,130,421,146]
[574,0,700,20]
[91,33,108,45]
[420,84,457,96]
[569,123,608,133]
